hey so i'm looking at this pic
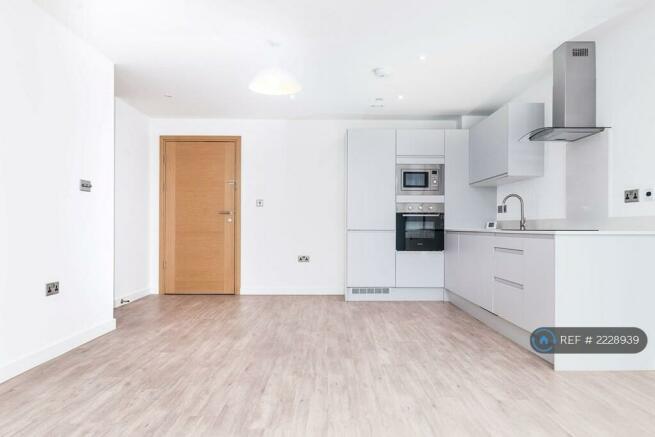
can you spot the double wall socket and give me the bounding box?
[297,255,310,263]
[624,189,639,203]
[46,282,60,296]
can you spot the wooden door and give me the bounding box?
[160,136,240,294]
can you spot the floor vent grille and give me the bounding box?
[352,288,390,294]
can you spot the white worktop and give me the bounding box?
[446,228,655,235]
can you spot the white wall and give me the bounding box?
[496,2,655,227]
[114,99,151,306]
[149,119,456,294]
[593,4,655,218]
[497,76,569,222]
[0,0,115,383]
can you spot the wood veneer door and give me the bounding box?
[162,139,238,294]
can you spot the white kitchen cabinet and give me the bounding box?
[347,129,396,230]
[346,231,395,287]
[459,233,494,310]
[396,251,444,288]
[444,232,460,293]
[469,103,545,186]
[491,235,555,331]
[396,129,445,156]
[522,237,555,332]
[444,129,496,229]
[492,277,525,328]
[446,231,554,330]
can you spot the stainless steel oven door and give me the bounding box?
[395,203,445,251]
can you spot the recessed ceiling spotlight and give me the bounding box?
[289,94,296,100]
[370,104,384,108]
[372,67,391,78]
[419,55,427,61]
[375,97,384,101]
[164,94,173,98]
[397,95,404,100]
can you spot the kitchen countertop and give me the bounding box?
[446,228,655,235]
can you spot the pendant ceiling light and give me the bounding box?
[249,67,302,96]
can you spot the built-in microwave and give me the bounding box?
[396,164,444,196]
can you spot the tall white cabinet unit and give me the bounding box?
[396,129,445,156]
[346,130,397,292]
[346,129,446,301]
[346,130,396,230]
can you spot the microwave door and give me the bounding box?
[403,171,429,189]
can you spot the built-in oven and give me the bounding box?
[396,203,444,251]
[396,164,444,196]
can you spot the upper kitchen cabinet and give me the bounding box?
[347,129,396,230]
[397,129,445,156]
[469,103,545,186]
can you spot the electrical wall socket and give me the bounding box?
[256,199,264,207]
[643,189,654,201]
[297,255,310,263]
[624,189,639,203]
[46,281,59,296]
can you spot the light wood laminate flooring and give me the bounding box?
[1,295,655,436]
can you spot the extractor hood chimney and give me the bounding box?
[528,41,607,142]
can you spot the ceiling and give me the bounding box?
[36,0,647,119]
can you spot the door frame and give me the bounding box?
[159,135,241,294]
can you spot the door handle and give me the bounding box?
[218,211,233,215]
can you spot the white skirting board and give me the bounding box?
[0,319,116,384]
[346,287,444,301]
[446,290,553,365]
[114,288,153,307]
[240,287,343,295]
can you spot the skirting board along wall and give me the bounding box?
[1,0,115,384]
[0,320,116,384]
[113,288,153,308]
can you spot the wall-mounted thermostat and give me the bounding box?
[80,179,92,192]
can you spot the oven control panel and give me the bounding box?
[396,203,444,213]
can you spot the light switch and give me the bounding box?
[80,179,92,192]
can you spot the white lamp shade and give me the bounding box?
[249,68,302,96]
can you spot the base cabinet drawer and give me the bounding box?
[493,277,525,329]
[493,247,525,285]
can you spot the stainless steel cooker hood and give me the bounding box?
[528,41,607,142]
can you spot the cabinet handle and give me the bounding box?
[494,276,524,290]
[494,247,524,255]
